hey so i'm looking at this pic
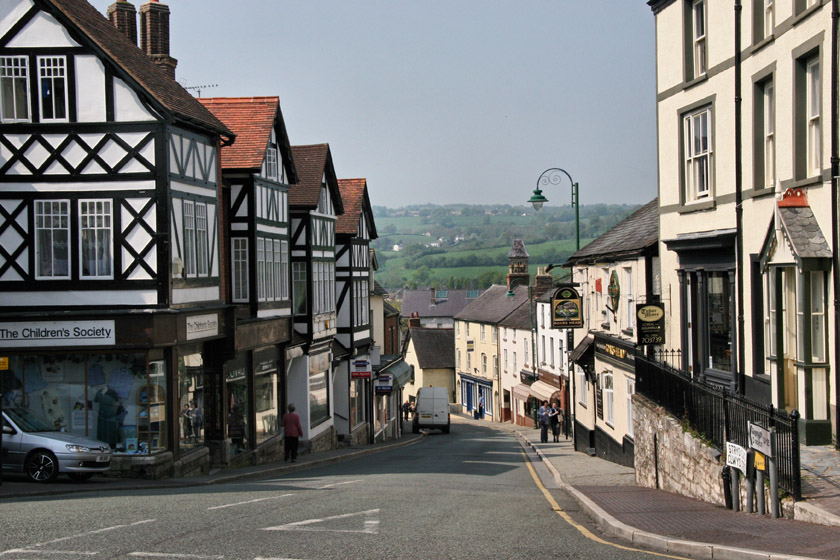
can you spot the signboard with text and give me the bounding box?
[636,302,666,346]
[749,422,773,457]
[726,441,748,475]
[375,374,393,394]
[0,320,115,347]
[552,286,583,329]
[351,359,372,379]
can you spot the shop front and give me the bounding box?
[0,310,229,478]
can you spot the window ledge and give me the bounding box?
[793,3,821,26]
[622,328,634,337]
[678,198,716,214]
[751,34,775,54]
[683,73,709,91]
[750,186,776,200]
[792,175,823,189]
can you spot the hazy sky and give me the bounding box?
[89,1,657,209]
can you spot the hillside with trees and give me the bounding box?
[371,203,640,290]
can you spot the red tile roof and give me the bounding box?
[199,97,279,170]
[289,144,343,215]
[336,178,365,234]
[47,0,232,138]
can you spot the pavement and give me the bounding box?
[5,415,840,559]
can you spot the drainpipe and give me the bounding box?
[831,0,839,449]
[734,0,746,395]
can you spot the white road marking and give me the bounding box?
[1,550,98,556]
[128,553,224,559]
[263,509,380,534]
[316,479,361,489]
[207,493,294,510]
[33,519,156,547]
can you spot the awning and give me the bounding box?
[570,334,595,363]
[512,383,531,401]
[529,380,559,402]
[379,359,413,388]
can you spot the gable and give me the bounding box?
[6,9,80,48]
[0,0,34,40]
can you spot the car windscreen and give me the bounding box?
[4,408,56,432]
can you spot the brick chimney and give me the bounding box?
[139,0,177,80]
[107,1,137,46]
[534,267,554,297]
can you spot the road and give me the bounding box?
[0,423,670,559]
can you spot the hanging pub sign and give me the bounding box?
[552,286,583,329]
[636,302,666,346]
[608,271,620,313]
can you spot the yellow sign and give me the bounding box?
[0,357,7,370]
[754,451,765,472]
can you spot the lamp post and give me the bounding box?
[528,168,580,251]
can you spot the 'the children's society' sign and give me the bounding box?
[552,286,583,329]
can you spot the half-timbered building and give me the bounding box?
[287,144,343,452]
[0,0,235,477]
[198,96,297,466]
[334,178,376,446]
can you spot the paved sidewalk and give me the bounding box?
[459,414,840,560]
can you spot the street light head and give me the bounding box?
[528,188,548,211]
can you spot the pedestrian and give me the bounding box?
[191,402,202,441]
[478,393,485,419]
[403,399,411,421]
[228,405,245,453]
[282,403,303,463]
[550,401,562,443]
[181,403,193,442]
[538,400,550,443]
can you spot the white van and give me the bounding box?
[412,387,450,434]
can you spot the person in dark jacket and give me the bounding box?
[282,403,303,463]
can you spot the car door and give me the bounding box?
[1,414,23,472]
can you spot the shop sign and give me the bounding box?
[726,441,748,475]
[466,340,474,352]
[636,302,665,346]
[0,320,115,347]
[749,422,772,457]
[552,286,583,329]
[594,335,635,369]
[607,271,620,314]
[186,313,219,340]
[351,359,372,379]
[375,374,393,393]
[0,357,7,370]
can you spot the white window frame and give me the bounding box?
[513,352,517,372]
[265,145,278,181]
[577,366,587,406]
[480,324,486,342]
[806,58,821,177]
[279,240,289,299]
[457,349,461,370]
[811,272,825,362]
[504,349,508,372]
[35,200,70,279]
[603,371,614,426]
[684,106,713,201]
[764,80,775,189]
[625,267,635,331]
[232,237,248,302]
[0,55,30,122]
[37,55,68,122]
[79,199,113,279]
[626,377,635,438]
[692,0,707,78]
[481,353,487,376]
[256,238,266,301]
[183,201,196,277]
[764,0,774,38]
[195,203,209,276]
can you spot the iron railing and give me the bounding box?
[635,352,801,500]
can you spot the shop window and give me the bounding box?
[223,351,248,455]
[255,346,280,445]
[309,353,330,427]
[181,346,207,453]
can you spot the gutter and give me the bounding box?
[735,0,746,395]
[832,0,840,449]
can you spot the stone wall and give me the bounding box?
[634,394,788,515]
[308,426,336,453]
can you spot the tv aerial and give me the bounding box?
[182,83,218,98]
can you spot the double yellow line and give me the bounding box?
[520,449,688,560]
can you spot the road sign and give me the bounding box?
[748,422,772,457]
[754,451,766,472]
[726,441,748,475]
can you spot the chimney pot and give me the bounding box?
[107,1,137,46]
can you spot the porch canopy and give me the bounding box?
[529,380,558,402]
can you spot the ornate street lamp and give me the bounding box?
[528,168,580,251]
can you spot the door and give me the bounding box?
[781,267,798,412]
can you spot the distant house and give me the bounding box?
[402,327,456,404]
[401,288,483,329]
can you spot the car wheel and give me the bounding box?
[442,423,450,434]
[26,450,59,483]
[68,473,93,482]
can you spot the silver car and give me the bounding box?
[2,408,111,483]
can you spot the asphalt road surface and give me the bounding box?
[0,423,672,559]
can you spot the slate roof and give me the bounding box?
[401,289,483,319]
[453,284,529,324]
[373,281,388,297]
[48,0,232,138]
[383,300,399,317]
[499,300,532,330]
[289,144,344,214]
[778,207,832,260]
[508,239,529,258]
[409,328,455,370]
[564,199,658,266]
[336,179,377,239]
[198,97,295,181]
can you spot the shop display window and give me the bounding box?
[224,352,248,455]
[178,345,205,453]
[309,352,329,428]
[254,346,280,445]
[0,353,165,455]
